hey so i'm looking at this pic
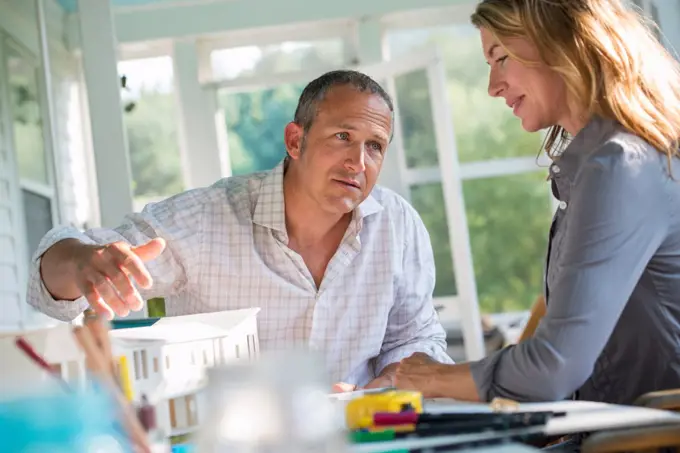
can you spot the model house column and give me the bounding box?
[76,0,134,228]
[173,40,227,189]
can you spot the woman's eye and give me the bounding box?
[497,56,508,66]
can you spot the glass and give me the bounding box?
[211,39,347,80]
[21,189,52,260]
[462,171,552,314]
[410,183,457,297]
[394,69,438,168]
[118,57,184,201]
[219,83,305,175]
[386,25,544,163]
[7,45,48,184]
[411,171,553,312]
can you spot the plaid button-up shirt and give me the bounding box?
[27,161,451,385]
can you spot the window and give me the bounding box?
[185,395,198,426]
[385,25,553,313]
[214,339,222,364]
[6,39,57,260]
[209,35,353,175]
[169,398,177,429]
[117,57,184,210]
[133,351,141,380]
[153,357,159,373]
[210,38,348,81]
[247,334,258,359]
[217,83,304,174]
[141,350,148,379]
[21,190,52,259]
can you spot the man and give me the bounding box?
[27,70,451,388]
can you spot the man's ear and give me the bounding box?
[284,122,304,160]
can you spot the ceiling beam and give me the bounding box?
[110,0,472,44]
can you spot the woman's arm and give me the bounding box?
[397,141,670,402]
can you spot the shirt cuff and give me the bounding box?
[26,226,96,322]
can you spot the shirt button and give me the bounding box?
[551,164,560,174]
[559,201,568,210]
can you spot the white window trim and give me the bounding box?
[118,38,173,62]
[376,21,558,328]
[196,19,359,83]
[380,3,478,32]
[197,19,357,55]
[4,34,60,238]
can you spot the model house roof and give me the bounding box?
[110,308,260,345]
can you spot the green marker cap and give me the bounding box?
[349,429,397,443]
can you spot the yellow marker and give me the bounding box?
[345,389,423,430]
[117,355,134,402]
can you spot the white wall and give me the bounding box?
[0,0,92,330]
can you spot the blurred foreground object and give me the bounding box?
[195,351,348,453]
[0,389,133,453]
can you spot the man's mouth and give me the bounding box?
[333,178,361,190]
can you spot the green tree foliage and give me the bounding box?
[221,83,304,175]
[124,89,184,198]
[390,26,553,312]
[125,29,553,315]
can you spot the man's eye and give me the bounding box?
[336,132,349,140]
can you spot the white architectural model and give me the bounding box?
[109,308,261,440]
[0,323,87,397]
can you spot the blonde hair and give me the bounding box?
[471,0,680,163]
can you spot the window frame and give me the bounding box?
[3,34,60,260]
[197,19,359,84]
[378,19,557,317]
[117,52,187,208]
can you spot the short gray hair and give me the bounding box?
[293,70,394,134]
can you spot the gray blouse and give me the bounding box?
[469,115,680,404]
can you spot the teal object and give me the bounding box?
[111,317,161,329]
[0,389,133,452]
[171,444,195,453]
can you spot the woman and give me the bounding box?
[394,0,680,406]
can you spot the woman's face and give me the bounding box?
[480,27,577,134]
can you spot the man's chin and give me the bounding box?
[325,197,362,214]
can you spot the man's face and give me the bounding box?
[284,85,392,215]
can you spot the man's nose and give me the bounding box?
[345,143,366,172]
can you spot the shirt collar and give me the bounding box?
[252,159,384,235]
[551,115,619,180]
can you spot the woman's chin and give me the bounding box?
[519,116,543,133]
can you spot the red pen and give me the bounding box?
[15,336,72,393]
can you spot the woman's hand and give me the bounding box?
[395,353,482,402]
